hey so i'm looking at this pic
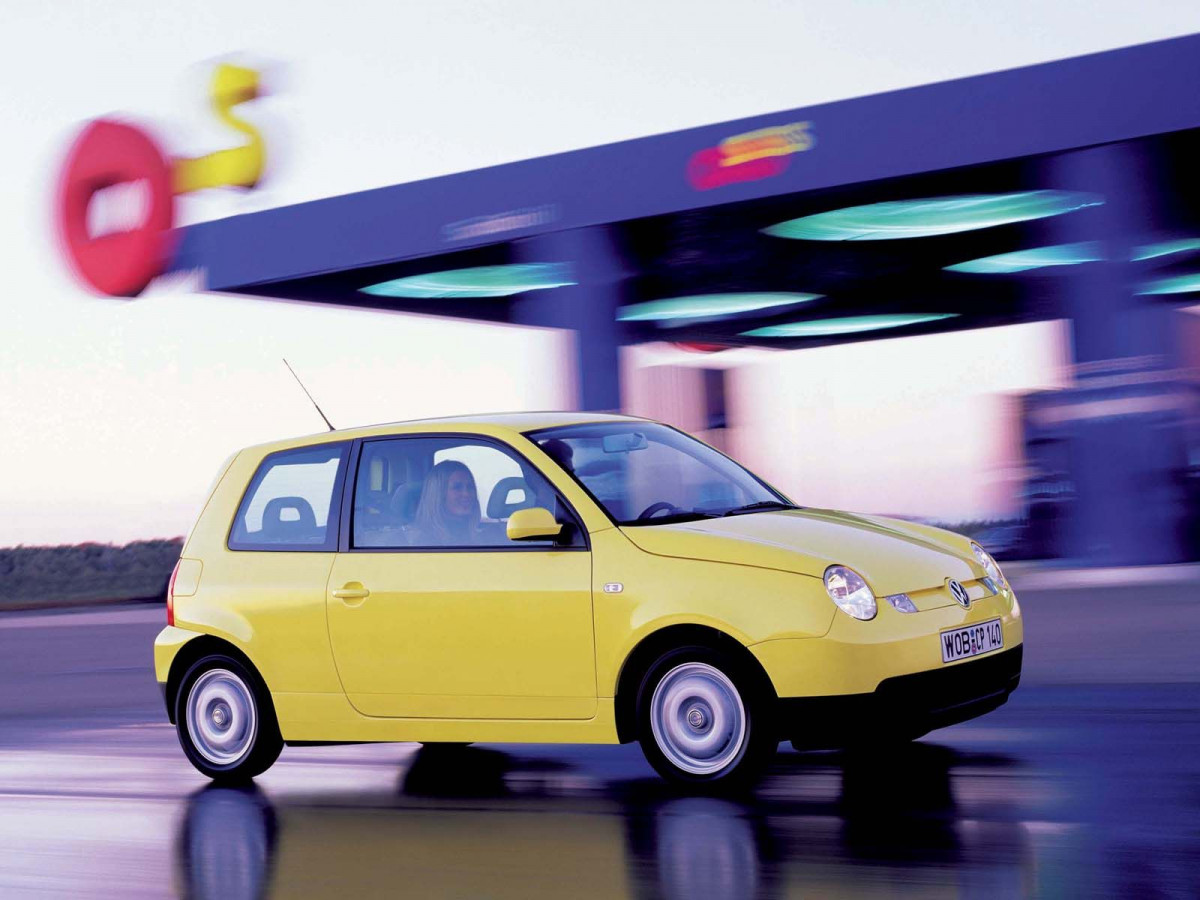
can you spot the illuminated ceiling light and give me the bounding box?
[763,191,1104,241]
[1132,238,1200,262]
[1136,273,1200,296]
[360,263,574,299]
[617,292,822,325]
[948,238,1200,274]
[945,242,1103,274]
[743,313,959,338]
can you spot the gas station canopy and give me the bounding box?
[178,33,1200,352]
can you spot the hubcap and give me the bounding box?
[186,668,258,766]
[650,662,746,775]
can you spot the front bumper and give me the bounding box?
[751,590,1023,698]
[782,644,1022,747]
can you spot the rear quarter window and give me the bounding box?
[228,443,349,551]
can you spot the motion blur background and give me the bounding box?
[4,1,1200,570]
[4,4,1200,898]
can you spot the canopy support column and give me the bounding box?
[512,227,630,412]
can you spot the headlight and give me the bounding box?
[823,565,877,621]
[970,542,1006,587]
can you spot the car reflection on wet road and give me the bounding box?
[1,581,1198,898]
[174,742,1043,899]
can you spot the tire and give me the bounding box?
[637,645,776,788]
[174,654,283,782]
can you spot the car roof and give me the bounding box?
[238,411,651,456]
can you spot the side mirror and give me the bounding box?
[506,507,564,542]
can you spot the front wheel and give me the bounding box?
[637,646,776,788]
[175,655,282,782]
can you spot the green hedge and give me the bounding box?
[0,539,184,607]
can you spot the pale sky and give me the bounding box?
[2,1,1199,545]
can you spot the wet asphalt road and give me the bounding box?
[1,577,1198,898]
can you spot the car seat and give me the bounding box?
[487,476,536,520]
[260,496,319,543]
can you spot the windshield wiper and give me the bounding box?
[721,500,800,517]
[626,511,718,526]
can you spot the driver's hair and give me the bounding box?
[412,460,481,541]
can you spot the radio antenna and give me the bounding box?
[282,358,335,431]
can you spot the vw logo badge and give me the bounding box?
[948,579,970,608]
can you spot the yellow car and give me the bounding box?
[155,412,1022,786]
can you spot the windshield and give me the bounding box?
[526,422,793,525]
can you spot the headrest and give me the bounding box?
[262,496,317,531]
[389,482,424,523]
[487,476,535,520]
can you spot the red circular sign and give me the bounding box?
[55,119,175,297]
[674,342,731,354]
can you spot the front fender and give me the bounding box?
[592,529,835,696]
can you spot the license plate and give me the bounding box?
[941,618,1004,663]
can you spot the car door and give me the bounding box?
[325,434,596,720]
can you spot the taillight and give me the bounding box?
[166,561,180,626]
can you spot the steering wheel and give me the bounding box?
[636,501,683,521]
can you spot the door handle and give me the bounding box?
[332,584,370,601]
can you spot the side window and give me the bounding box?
[351,437,584,550]
[229,444,347,550]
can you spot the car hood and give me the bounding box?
[621,508,981,596]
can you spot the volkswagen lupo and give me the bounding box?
[156,413,1022,786]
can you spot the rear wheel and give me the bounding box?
[175,654,282,782]
[637,646,776,788]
